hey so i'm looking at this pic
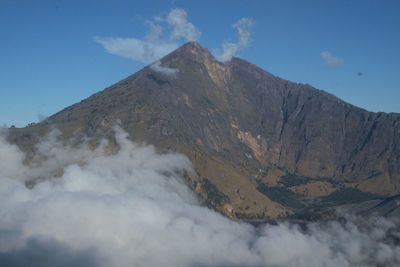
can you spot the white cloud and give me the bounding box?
[95,8,201,66]
[153,16,163,22]
[0,127,399,267]
[0,130,27,180]
[144,21,162,43]
[150,61,179,77]
[37,114,48,123]
[215,18,253,62]
[321,51,344,67]
[94,36,177,64]
[166,8,201,42]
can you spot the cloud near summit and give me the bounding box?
[95,8,200,66]
[95,8,253,69]
[166,9,201,42]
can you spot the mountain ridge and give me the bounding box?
[8,42,400,220]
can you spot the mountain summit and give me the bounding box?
[9,42,400,220]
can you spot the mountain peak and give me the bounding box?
[182,41,203,49]
[180,41,209,54]
[165,42,214,64]
[9,41,400,222]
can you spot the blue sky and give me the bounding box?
[1,0,399,127]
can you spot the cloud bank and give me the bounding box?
[321,51,344,67]
[0,128,399,267]
[215,18,253,62]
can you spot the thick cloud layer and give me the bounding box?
[0,127,399,267]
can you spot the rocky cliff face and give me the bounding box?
[8,42,400,220]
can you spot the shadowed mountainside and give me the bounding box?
[8,42,400,220]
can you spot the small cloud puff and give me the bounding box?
[321,51,344,67]
[150,61,179,77]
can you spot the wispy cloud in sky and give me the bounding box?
[215,18,253,62]
[144,21,162,42]
[321,51,344,67]
[96,9,254,69]
[94,36,177,64]
[166,8,201,42]
[95,8,201,76]
[95,8,200,66]
[95,9,255,67]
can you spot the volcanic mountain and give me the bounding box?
[8,42,400,220]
